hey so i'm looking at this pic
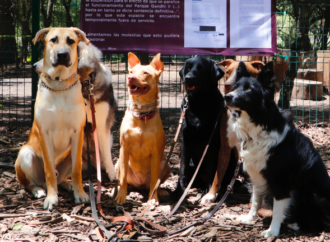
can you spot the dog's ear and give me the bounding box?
[236,61,250,81]
[150,53,164,76]
[128,52,140,69]
[250,61,265,72]
[257,61,274,86]
[211,61,225,83]
[32,28,50,45]
[217,59,235,70]
[72,28,90,45]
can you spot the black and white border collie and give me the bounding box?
[225,61,330,238]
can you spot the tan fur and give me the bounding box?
[218,59,265,94]
[15,28,90,210]
[33,42,117,182]
[115,53,170,205]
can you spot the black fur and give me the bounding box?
[173,56,225,196]
[225,61,330,232]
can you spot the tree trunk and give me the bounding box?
[41,0,57,27]
[321,6,330,50]
[61,0,74,27]
[0,0,18,65]
[20,0,32,62]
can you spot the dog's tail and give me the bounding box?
[286,190,330,232]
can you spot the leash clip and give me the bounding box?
[89,83,94,99]
[183,95,188,109]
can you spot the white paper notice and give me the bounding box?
[230,0,272,48]
[184,0,227,48]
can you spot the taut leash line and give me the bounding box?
[86,116,113,241]
[167,158,243,236]
[164,108,223,220]
[88,78,105,217]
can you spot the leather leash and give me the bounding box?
[85,116,114,241]
[167,158,243,236]
[163,107,223,221]
[87,76,105,217]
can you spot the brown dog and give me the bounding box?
[115,53,170,205]
[15,28,90,211]
[201,59,265,204]
[218,59,264,95]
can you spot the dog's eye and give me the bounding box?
[144,72,149,75]
[67,37,75,45]
[50,37,58,43]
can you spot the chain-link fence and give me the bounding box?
[1,0,329,129]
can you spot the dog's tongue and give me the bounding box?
[186,85,200,90]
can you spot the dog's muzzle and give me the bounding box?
[53,51,71,67]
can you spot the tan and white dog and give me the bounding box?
[15,28,90,210]
[115,53,170,206]
[33,42,117,182]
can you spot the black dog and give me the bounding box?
[225,61,330,238]
[173,56,228,202]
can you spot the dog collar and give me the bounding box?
[129,100,159,110]
[44,72,79,82]
[129,108,156,122]
[41,80,79,92]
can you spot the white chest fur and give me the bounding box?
[233,111,289,191]
[35,81,86,158]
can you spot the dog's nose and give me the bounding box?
[224,82,233,95]
[57,51,70,61]
[32,63,37,70]
[225,93,233,103]
[127,76,137,83]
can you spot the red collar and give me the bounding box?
[130,109,156,121]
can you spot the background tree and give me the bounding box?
[0,0,18,65]
[277,0,330,109]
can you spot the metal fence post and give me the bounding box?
[31,0,40,124]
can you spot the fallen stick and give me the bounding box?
[62,234,88,241]
[0,138,10,144]
[71,215,95,222]
[31,217,63,225]
[48,230,80,234]
[0,162,14,168]
[0,214,30,218]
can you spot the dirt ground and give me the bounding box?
[1,123,330,241]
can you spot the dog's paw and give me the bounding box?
[32,187,46,198]
[237,214,254,223]
[115,189,127,204]
[149,198,159,206]
[157,188,169,197]
[59,181,73,192]
[106,169,117,182]
[200,193,216,205]
[74,190,89,204]
[261,228,279,238]
[43,194,58,211]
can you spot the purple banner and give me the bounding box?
[80,0,276,56]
